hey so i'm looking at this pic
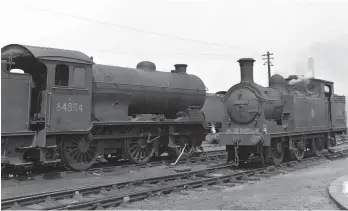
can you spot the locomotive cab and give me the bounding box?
[1,44,95,133]
[1,48,47,132]
[1,44,95,167]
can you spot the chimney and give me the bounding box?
[308,57,314,78]
[238,58,255,83]
[174,64,187,74]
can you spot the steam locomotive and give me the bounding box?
[207,58,347,165]
[1,43,346,172]
[1,44,210,171]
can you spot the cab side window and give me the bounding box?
[72,67,86,87]
[55,64,69,86]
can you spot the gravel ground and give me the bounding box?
[122,157,348,210]
[1,163,216,199]
[1,144,225,197]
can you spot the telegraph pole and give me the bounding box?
[262,51,274,86]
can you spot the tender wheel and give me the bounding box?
[312,137,325,156]
[60,135,100,171]
[291,139,306,161]
[268,139,284,165]
[123,128,156,164]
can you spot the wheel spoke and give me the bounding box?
[138,150,143,160]
[69,149,80,158]
[135,148,141,160]
[84,153,90,163]
[130,144,138,151]
[141,149,146,157]
[68,147,79,155]
[80,153,86,163]
[70,140,80,145]
[73,150,81,160]
[85,153,90,163]
[87,148,96,154]
[78,152,84,163]
[81,153,86,163]
[86,150,94,160]
[131,147,140,157]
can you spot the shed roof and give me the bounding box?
[1,44,94,64]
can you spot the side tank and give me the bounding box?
[92,61,207,121]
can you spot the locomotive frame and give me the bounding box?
[1,44,207,171]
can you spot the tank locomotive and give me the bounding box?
[209,58,347,165]
[1,44,207,171]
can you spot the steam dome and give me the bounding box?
[269,74,286,87]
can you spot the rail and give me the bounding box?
[3,152,347,210]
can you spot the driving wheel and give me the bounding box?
[268,139,284,165]
[312,137,325,156]
[60,135,100,171]
[123,128,156,164]
[290,139,306,161]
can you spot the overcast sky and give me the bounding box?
[1,0,347,96]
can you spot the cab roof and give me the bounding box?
[1,44,94,65]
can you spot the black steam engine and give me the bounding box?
[210,58,347,165]
[2,43,347,172]
[1,44,207,171]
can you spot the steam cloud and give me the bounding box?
[288,75,311,86]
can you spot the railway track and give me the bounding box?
[3,151,347,210]
[1,149,228,181]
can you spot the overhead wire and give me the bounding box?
[97,50,244,57]
[24,5,242,51]
[19,5,262,61]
